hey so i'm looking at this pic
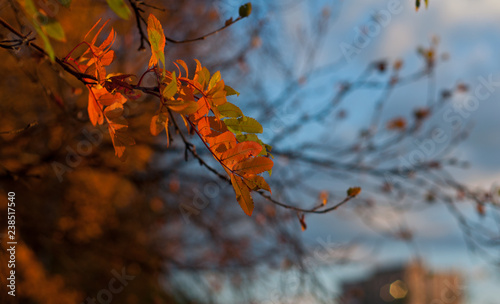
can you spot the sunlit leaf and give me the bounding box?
[162,71,178,99]
[220,141,262,166]
[243,175,271,193]
[150,113,167,136]
[224,85,240,96]
[224,117,263,134]
[147,14,166,69]
[218,102,243,118]
[230,173,254,216]
[233,157,273,175]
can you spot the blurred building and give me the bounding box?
[340,260,464,304]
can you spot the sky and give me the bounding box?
[242,0,500,303]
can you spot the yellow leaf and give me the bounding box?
[147,14,166,69]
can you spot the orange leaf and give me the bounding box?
[87,87,104,126]
[220,141,262,167]
[207,79,227,106]
[175,59,189,78]
[230,173,254,216]
[104,102,124,119]
[109,129,134,161]
[206,131,236,153]
[387,117,406,130]
[242,175,271,193]
[98,92,126,106]
[298,213,307,231]
[150,114,165,136]
[232,157,273,175]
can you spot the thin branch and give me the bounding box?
[128,0,150,51]
[0,121,38,135]
[164,16,244,44]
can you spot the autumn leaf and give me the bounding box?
[387,117,406,131]
[239,3,252,18]
[347,187,361,197]
[109,128,135,160]
[87,86,110,126]
[218,102,243,118]
[319,191,329,205]
[147,14,166,69]
[224,117,263,134]
[220,141,262,167]
[174,59,189,78]
[232,157,273,175]
[162,71,178,99]
[298,213,307,231]
[224,85,240,96]
[230,173,254,216]
[206,131,236,152]
[243,175,271,193]
[150,113,168,136]
[103,102,124,119]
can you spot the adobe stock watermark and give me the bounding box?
[259,102,302,144]
[51,126,106,182]
[388,73,500,184]
[51,96,140,182]
[179,179,230,223]
[340,0,404,62]
[260,235,351,304]
[80,267,135,304]
[429,277,465,304]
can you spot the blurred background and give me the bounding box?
[1,0,500,303]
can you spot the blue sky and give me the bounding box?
[233,0,500,303]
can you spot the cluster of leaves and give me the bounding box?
[146,15,273,216]
[62,19,137,160]
[61,14,273,216]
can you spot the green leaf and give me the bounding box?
[107,0,131,20]
[208,71,221,90]
[347,187,362,197]
[239,3,252,18]
[24,0,56,61]
[224,85,240,96]
[224,117,263,134]
[218,102,243,118]
[36,27,55,62]
[162,71,177,99]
